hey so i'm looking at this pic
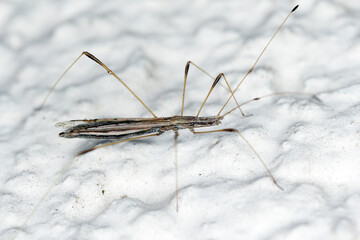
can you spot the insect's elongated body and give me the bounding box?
[57,116,223,139]
[12,5,301,240]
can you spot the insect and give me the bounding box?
[13,5,304,239]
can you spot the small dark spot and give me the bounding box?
[254,97,260,100]
[102,190,105,195]
[185,61,190,74]
[292,5,299,12]
[212,74,222,88]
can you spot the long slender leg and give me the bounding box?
[222,91,315,117]
[12,133,160,240]
[174,131,179,212]
[196,72,247,117]
[40,51,157,118]
[193,128,283,190]
[217,5,299,116]
[181,61,210,116]
[181,61,246,116]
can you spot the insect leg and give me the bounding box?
[222,91,316,117]
[174,131,179,212]
[193,128,283,190]
[181,61,244,116]
[40,51,157,118]
[217,5,299,116]
[197,72,247,117]
[13,133,160,240]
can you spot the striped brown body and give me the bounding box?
[57,116,223,140]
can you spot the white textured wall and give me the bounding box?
[1,0,360,239]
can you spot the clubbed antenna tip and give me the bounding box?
[292,5,299,12]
